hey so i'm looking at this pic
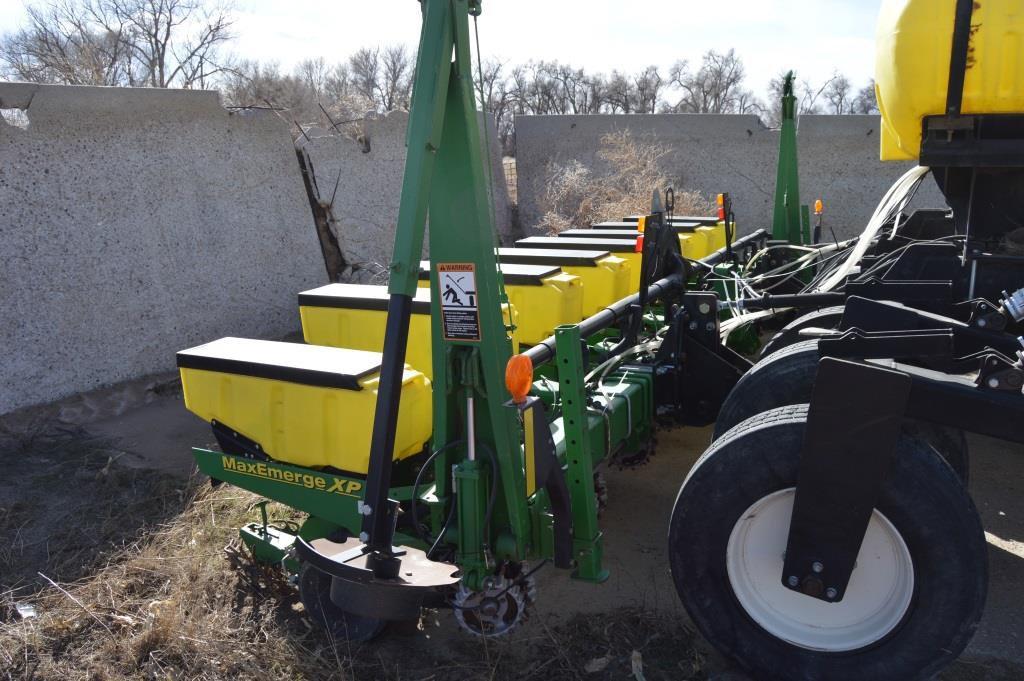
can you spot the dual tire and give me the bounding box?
[713,338,970,481]
[670,405,987,680]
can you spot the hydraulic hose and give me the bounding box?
[522,229,769,366]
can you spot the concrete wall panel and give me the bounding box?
[0,82,323,415]
[515,113,946,239]
[299,110,516,282]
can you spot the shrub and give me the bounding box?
[537,130,713,234]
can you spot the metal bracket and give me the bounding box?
[818,327,954,361]
[976,352,1024,392]
[957,298,1008,332]
[211,420,267,460]
[554,325,608,583]
[654,292,751,425]
[845,278,953,307]
[513,395,573,569]
[840,296,1022,359]
[782,358,911,602]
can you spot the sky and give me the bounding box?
[0,0,882,97]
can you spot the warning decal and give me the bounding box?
[437,262,481,341]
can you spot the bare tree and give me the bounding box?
[503,61,605,117]
[0,1,129,84]
[852,79,879,114]
[220,57,366,132]
[346,45,413,112]
[222,59,307,110]
[603,71,634,113]
[476,58,517,153]
[296,56,329,99]
[666,49,753,114]
[633,65,663,114]
[347,46,379,109]
[0,0,233,88]
[379,44,413,111]
[823,73,852,114]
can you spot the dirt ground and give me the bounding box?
[3,388,1024,680]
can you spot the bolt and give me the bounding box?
[689,321,698,331]
[787,575,799,587]
[826,587,838,600]
[978,318,987,328]
[812,561,824,573]
[988,377,1001,389]
[359,531,369,543]
[698,302,711,314]
[705,322,716,332]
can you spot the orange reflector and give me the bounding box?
[716,193,724,207]
[636,215,646,233]
[505,354,533,404]
[815,199,824,215]
[635,234,645,253]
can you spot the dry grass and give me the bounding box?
[537,130,714,234]
[0,421,708,680]
[0,419,345,680]
[0,476,392,680]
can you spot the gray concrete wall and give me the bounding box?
[0,82,324,415]
[299,110,516,282]
[515,113,946,239]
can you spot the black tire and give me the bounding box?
[670,405,987,681]
[713,339,970,482]
[760,305,847,358]
[298,563,387,642]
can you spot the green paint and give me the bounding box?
[455,459,489,590]
[772,71,803,245]
[554,325,609,583]
[194,449,363,530]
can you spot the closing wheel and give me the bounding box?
[298,562,387,642]
[670,405,987,681]
[759,305,846,358]
[713,339,970,482]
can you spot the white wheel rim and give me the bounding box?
[726,488,914,652]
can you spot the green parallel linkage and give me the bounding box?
[535,375,653,461]
[554,325,609,583]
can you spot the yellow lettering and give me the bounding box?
[346,480,363,495]
[315,477,326,490]
[221,456,235,470]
